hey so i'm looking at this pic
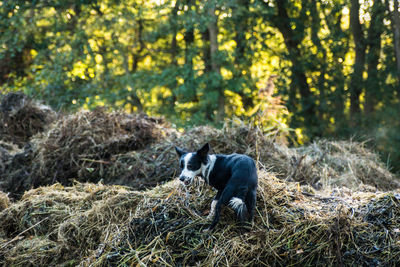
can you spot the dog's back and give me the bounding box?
[208,153,258,229]
[209,154,257,191]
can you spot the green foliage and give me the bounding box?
[1,0,400,172]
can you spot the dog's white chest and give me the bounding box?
[202,154,216,184]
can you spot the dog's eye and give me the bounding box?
[187,164,195,169]
[180,162,184,169]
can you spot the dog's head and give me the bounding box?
[175,143,210,185]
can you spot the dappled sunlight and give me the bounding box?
[0,0,400,170]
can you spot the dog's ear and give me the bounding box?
[197,143,210,158]
[175,146,186,157]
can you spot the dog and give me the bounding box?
[175,143,258,230]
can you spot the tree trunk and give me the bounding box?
[233,3,247,69]
[99,44,110,92]
[201,28,214,121]
[386,0,400,86]
[323,5,348,133]
[349,0,366,118]
[170,1,179,66]
[207,1,225,122]
[201,29,212,73]
[365,0,385,116]
[272,0,317,131]
[131,18,144,72]
[232,0,253,109]
[169,0,180,105]
[184,0,195,100]
[128,16,145,112]
[310,0,327,121]
[184,0,195,68]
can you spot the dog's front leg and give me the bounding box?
[208,190,222,220]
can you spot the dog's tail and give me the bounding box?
[229,197,248,222]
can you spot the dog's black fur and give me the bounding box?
[175,143,258,230]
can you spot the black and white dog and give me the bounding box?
[175,143,258,230]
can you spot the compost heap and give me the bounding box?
[0,92,56,146]
[0,176,399,266]
[0,92,170,197]
[1,93,400,265]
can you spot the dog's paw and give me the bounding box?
[203,226,216,233]
[207,212,216,220]
[202,228,211,233]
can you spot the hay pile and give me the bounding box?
[1,94,400,265]
[131,124,399,191]
[0,92,56,146]
[1,108,399,198]
[0,107,168,198]
[98,123,264,191]
[0,173,399,266]
[260,139,400,191]
[93,175,400,266]
[0,92,56,198]
[0,144,33,198]
[29,108,166,189]
[0,92,398,197]
[0,182,140,266]
[289,140,400,189]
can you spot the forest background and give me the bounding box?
[1,0,400,173]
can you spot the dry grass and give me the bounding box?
[1,110,399,199]
[0,172,399,266]
[30,107,165,184]
[0,92,56,146]
[0,191,10,211]
[0,108,168,198]
[0,140,32,198]
[1,98,400,265]
[0,182,140,266]
[98,123,267,190]
[267,139,400,190]
[171,125,400,191]
[104,122,400,194]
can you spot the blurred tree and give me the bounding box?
[349,0,366,120]
[365,0,385,117]
[386,0,400,85]
[207,0,224,122]
[321,0,349,135]
[1,0,400,171]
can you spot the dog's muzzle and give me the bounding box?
[179,176,192,186]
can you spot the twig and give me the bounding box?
[0,216,49,249]
[79,158,111,164]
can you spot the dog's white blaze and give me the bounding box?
[229,197,244,214]
[202,154,216,184]
[180,153,201,181]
